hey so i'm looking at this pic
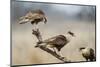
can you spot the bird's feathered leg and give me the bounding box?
[53,48,65,59]
[43,43,64,58]
[53,50,65,59]
[58,51,64,57]
[53,47,57,53]
[36,40,58,54]
[44,44,59,54]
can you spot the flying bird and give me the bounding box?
[36,31,75,56]
[18,9,47,25]
[79,47,95,61]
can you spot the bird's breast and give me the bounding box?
[82,49,90,57]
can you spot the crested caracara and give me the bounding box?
[18,9,47,25]
[79,47,95,61]
[36,31,75,56]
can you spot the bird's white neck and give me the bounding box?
[33,23,39,30]
[65,34,73,42]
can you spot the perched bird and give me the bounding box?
[36,31,75,56]
[79,47,96,61]
[18,9,47,25]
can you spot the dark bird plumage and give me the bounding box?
[18,9,47,25]
[79,47,95,61]
[43,35,68,51]
[36,31,75,54]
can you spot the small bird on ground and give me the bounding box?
[79,47,96,61]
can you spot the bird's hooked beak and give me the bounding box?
[18,16,30,24]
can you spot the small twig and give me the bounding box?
[32,29,70,63]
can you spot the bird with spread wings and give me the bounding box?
[18,9,47,42]
[18,9,47,25]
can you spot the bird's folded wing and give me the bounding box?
[43,35,59,43]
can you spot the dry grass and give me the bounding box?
[12,21,95,65]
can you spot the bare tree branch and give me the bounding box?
[32,29,71,63]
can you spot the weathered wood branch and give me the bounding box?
[32,29,70,63]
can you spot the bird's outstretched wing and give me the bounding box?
[18,10,47,25]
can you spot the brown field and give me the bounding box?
[12,21,95,65]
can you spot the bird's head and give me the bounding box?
[18,11,33,24]
[79,47,86,51]
[18,9,47,24]
[67,31,75,37]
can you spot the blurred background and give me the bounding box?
[11,0,96,65]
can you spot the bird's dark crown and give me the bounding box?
[79,47,86,51]
[33,9,45,15]
[68,31,75,37]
